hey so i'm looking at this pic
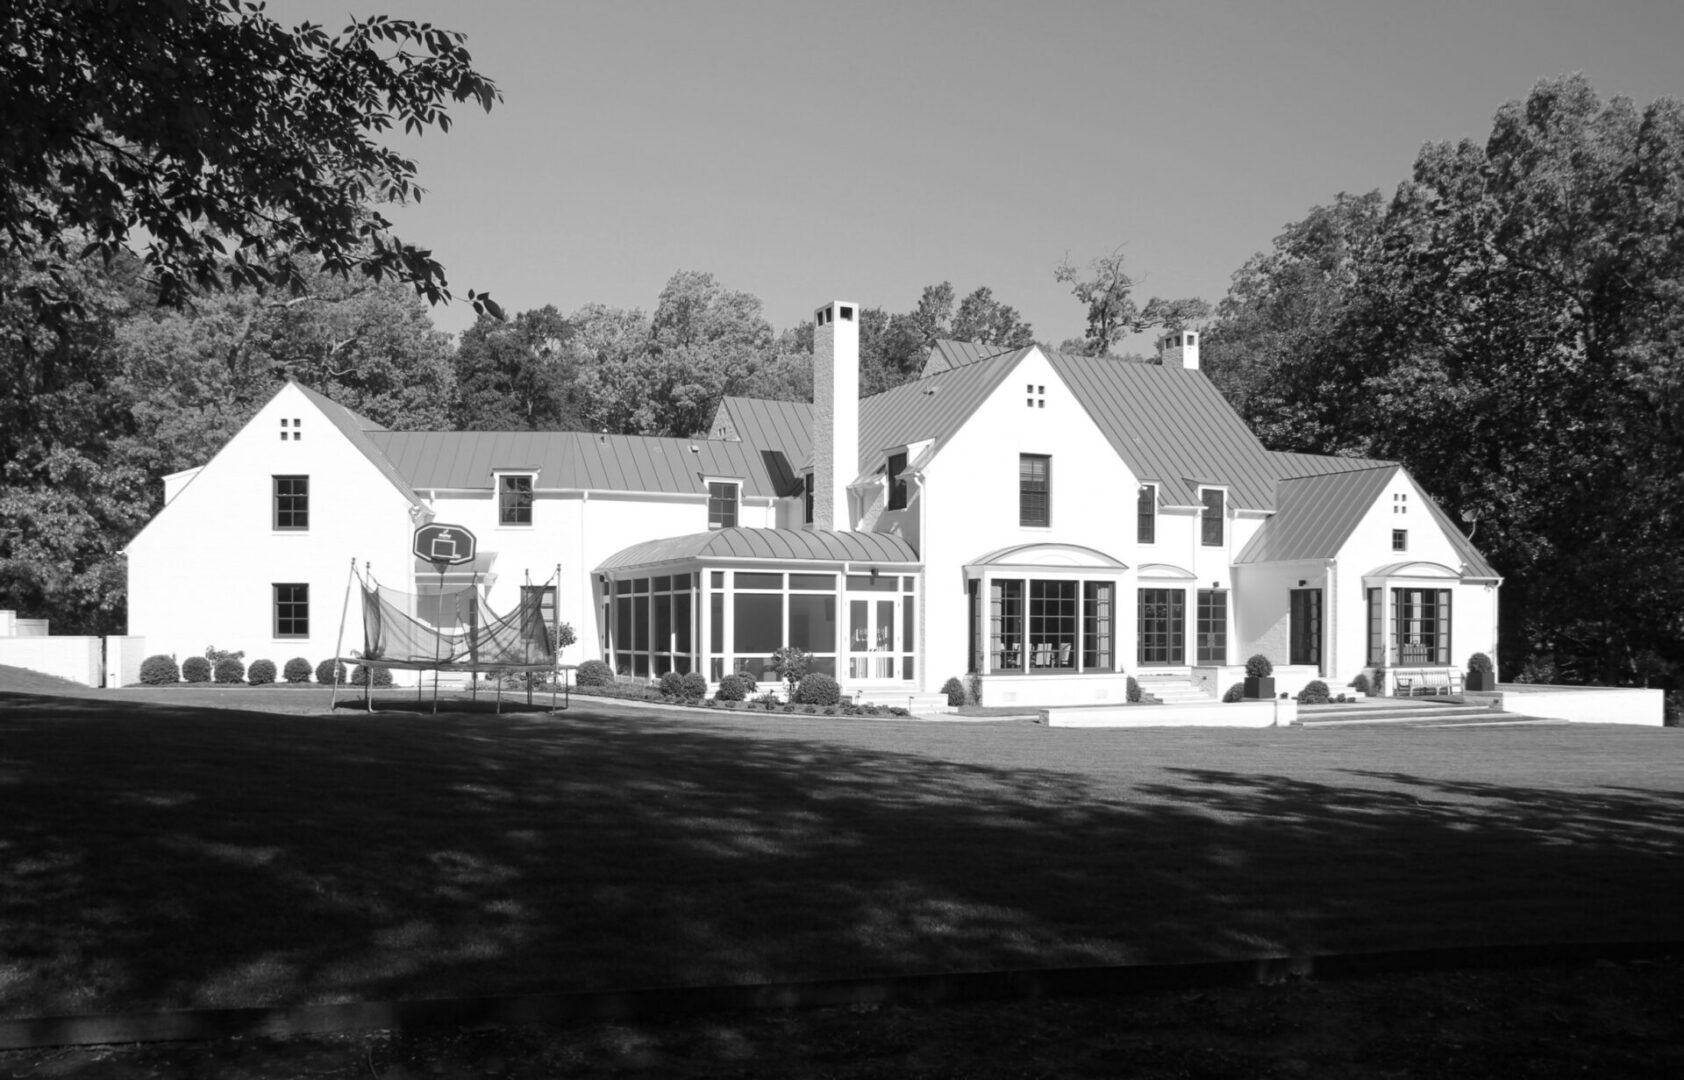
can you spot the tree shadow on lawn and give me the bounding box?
[2,691,1682,1020]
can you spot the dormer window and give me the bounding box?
[499,474,534,526]
[887,451,909,511]
[708,480,740,529]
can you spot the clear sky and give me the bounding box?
[277,0,1682,347]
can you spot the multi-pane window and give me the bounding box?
[1392,529,1408,552]
[1137,484,1156,544]
[1019,454,1050,527]
[707,481,739,529]
[499,475,533,526]
[1027,580,1077,667]
[887,452,909,510]
[1367,588,1384,664]
[273,475,308,530]
[989,579,1025,670]
[1201,488,1225,546]
[274,583,309,638]
[803,473,814,524]
[1082,582,1114,669]
[1196,589,1227,664]
[1394,588,1451,665]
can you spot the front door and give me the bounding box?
[1138,588,1185,665]
[848,596,899,680]
[1290,588,1322,671]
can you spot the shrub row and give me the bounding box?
[139,653,342,686]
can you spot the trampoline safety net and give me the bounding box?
[358,579,558,671]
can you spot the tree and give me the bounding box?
[453,306,580,431]
[1055,247,1208,356]
[951,286,1035,350]
[1,0,502,322]
[1205,75,1684,686]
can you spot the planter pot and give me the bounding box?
[1466,671,1495,692]
[1244,676,1275,700]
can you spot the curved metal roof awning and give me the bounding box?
[597,527,920,575]
[1363,559,1494,583]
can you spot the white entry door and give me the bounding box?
[847,596,899,680]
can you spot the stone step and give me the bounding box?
[1295,704,1557,727]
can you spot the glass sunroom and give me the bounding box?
[595,527,922,686]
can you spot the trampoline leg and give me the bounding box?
[495,678,502,715]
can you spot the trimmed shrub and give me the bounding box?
[349,664,394,687]
[182,656,211,683]
[248,659,277,685]
[574,659,614,688]
[795,672,842,706]
[139,654,179,685]
[715,673,750,702]
[1299,679,1331,705]
[1126,676,1142,703]
[213,657,246,684]
[1468,652,1495,674]
[1245,654,1273,679]
[659,670,685,698]
[1349,672,1371,695]
[941,677,966,707]
[680,671,708,700]
[734,670,759,694]
[283,657,313,683]
[315,658,346,685]
[1222,682,1245,703]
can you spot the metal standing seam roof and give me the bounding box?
[1046,352,1285,511]
[918,339,1021,378]
[1234,465,1398,563]
[364,430,786,498]
[290,380,424,509]
[852,347,1034,473]
[711,396,813,462]
[596,527,921,572]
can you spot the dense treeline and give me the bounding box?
[1202,75,1684,690]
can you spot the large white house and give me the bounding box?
[125,300,1500,704]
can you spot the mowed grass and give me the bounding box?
[2,685,1681,1020]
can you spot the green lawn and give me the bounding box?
[2,684,1681,1020]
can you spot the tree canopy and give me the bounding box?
[1,0,502,322]
[1055,248,1209,357]
[1203,75,1684,688]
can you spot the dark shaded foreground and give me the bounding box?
[4,690,1684,1020]
[4,956,1680,1078]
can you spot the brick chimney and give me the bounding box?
[812,301,859,530]
[1157,329,1200,370]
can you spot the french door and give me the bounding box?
[847,596,900,680]
[1138,589,1185,665]
[1289,588,1322,671]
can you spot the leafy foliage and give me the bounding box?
[1126,676,1142,703]
[453,306,580,431]
[247,659,276,685]
[714,673,750,702]
[793,673,841,706]
[1205,76,1684,687]
[769,646,812,700]
[1245,654,1274,679]
[941,676,967,707]
[182,656,211,683]
[1468,653,1495,675]
[283,657,313,684]
[1299,680,1332,705]
[679,672,709,701]
[658,671,686,698]
[139,654,178,685]
[315,658,345,685]
[349,664,394,687]
[2,0,502,323]
[573,659,614,688]
[213,657,245,684]
[1054,247,1209,357]
[1349,673,1372,695]
[1222,682,1245,703]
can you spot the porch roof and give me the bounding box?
[596,527,920,574]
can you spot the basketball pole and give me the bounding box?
[329,557,355,711]
[432,560,445,715]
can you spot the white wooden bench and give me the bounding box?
[1392,668,1464,697]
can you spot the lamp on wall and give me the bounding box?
[870,567,879,583]
[1298,579,1307,587]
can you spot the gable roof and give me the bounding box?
[855,346,1033,471]
[1233,463,1500,579]
[596,527,920,572]
[289,381,424,510]
[1234,465,1399,563]
[919,339,1022,378]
